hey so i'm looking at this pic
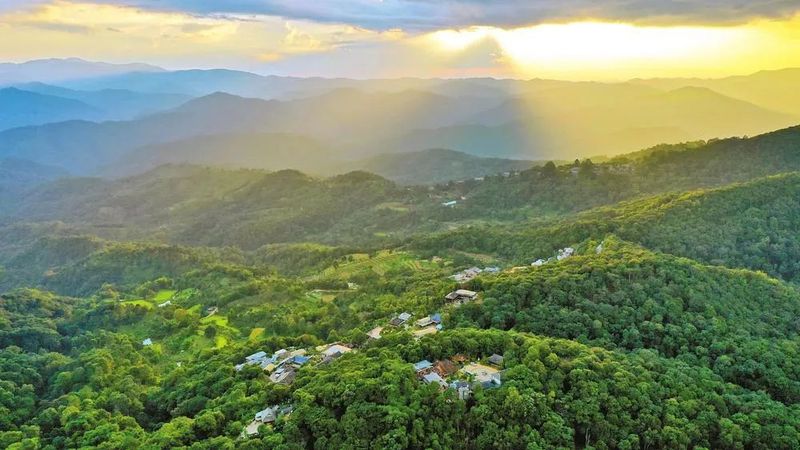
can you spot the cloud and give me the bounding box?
[20,21,92,34]
[81,0,800,30]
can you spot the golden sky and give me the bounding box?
[2,0,800,80]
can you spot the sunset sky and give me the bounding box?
[2,0,800,80]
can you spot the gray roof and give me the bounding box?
[423,372,446,386]
[413,360,433,372]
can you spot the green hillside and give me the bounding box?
[417,172,800,282]
[453,237,800,402]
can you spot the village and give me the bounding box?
[241,285,485,437]
[240,244,587,437]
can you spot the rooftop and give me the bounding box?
[413,360,433,372]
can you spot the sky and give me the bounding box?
[2,0,800,80]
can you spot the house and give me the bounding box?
[415,316,435,328]
[259,360,277,373]
[434,359,459,377]
[442,200,457,207]
[270,367,297,385]
[255,406,279,423]
[290,355,310,366]
[531,259,545,267]
[596,243,603,254]
[157,300,171,308]
[450,380,472,400]
[569,167,580,176]
[488,354,504,367]
[142,338,153,346]
[473,176,485,181]
[206,306,219,316]
[247,405,293,437]
[484,266,501,273]
[451,354,468,364]
[445,289,478,305]
[321,344,352,358]
[245,351,268,364]
[431,313,442,325]
[422,372,448,389]
[413,360,433,373]
[451,267,483,283]
[367,326,383,340]
[390,312,412,326]
[452,272,470,283]
[557,247,575,261]
[413,326,438,339]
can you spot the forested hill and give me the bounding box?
[416,171,800,283]
[3,124,800,251]
[452,237,800,402]
[3,286,800,448]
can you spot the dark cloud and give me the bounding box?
[90,0,800,30]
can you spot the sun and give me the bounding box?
[426,20,766,80]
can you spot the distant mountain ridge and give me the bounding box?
[13,82,191,120]
[345,148,537,184]
[0,58,163,85]
[0,88,102,131]
[104,132,535,185]
[0,59,798,176]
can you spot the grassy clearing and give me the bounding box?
[314,250,435,280]
[374,202,411,212]
[153,289,177,301]
[215,335,229,348]
[201,314,229,327]
[249,327,265,342]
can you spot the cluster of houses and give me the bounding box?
[235,349,307,385]
[532,247,575,267]
[241,343,353,437]
[389,312,413,327]
[451,266,500,283]
[235,343,353,385]
[413,353,505,400]
[387,312,444,339]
